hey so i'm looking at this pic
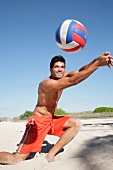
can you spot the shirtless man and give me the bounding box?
[0,52,113,165]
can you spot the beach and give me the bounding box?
[0,118,113,170]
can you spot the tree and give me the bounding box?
[93,107,113,113]
[19,111,32,120]
[55,108,67,115]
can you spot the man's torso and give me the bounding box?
[33,77,63,118]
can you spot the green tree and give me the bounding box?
[19,111,32,120]
[55,108,67,115]
[93,107,113,113]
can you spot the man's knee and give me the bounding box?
[64,117,82,132]
[75,119,82,130]
[13,153,29,164]
[71,117,82,131]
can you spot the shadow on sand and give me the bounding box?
[75,134,113,169]
[26,140,64,160]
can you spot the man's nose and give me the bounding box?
[58,67,62,71]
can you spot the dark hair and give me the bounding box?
[50,55,66,68]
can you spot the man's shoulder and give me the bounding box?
[64,72,69,77]
[39,77,52,86]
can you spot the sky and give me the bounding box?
[0,0,113,118]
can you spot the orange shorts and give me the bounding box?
[17,115,70,154]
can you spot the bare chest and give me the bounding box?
[47,90,63,104]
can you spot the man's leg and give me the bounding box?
[45,117,81,162]
[0,152,29,165]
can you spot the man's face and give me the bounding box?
[50,61,65,79]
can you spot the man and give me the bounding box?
[0,52,113,164]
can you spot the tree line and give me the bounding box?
[16,107,113,120]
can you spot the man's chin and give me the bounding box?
[56,75,63,79]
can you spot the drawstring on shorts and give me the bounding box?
[17,118,35,153]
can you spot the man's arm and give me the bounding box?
[65,52,113,85]
[46,52,113,90]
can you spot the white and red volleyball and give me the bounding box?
[55,19,88,52]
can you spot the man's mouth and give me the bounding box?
[57,72,62,76]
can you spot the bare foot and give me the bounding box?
[45,153,54,162]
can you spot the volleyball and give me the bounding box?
[55,19,88,52]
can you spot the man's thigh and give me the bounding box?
[63,117,80,129]
[48,116,70,137]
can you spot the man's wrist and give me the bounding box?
[93,57,100,67]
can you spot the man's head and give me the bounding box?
[50,55,66,79]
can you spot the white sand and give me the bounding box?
[0,118,113,170]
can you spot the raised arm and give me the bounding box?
[45,52,113,90]
[64,52,113,87]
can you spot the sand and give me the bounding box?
[0,118,113,170]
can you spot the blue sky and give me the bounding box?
[0,0,113,118]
